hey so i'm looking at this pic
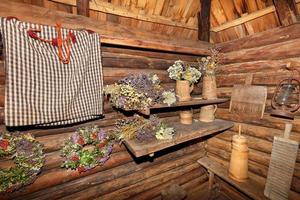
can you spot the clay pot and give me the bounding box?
[202,75,217,99]
[179,110,193,125]
[199,105,217,122]
[228,135,249,182]
[176,80,193,101]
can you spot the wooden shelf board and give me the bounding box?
[137,98,229,115]
[197,157,267,200]
[124,119,234,157]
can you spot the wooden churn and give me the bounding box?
[228,125,249,182]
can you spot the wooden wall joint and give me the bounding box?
[198,0,211,42]
[273,0,299,26]
[76,0,89,17]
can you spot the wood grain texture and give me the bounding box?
[124,119,233,157]
[76,0,89,16]
[208,24,300,198]
[273,0,298,26]
[198,156,268,200]
[198,0,211,41]
[0,0,211,55]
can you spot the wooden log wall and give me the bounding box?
[205,23,300,199]
[0,39,212,199]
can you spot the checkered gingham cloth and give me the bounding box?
[0,18,104,126]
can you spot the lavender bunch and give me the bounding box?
[114,115,175,143]
[104,74,176,110]
[119,74,163,103]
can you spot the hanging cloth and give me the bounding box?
[0,17,104,126]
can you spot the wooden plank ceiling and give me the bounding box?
[7,0,300,43]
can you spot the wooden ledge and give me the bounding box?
[0,0,211,56]
[198,157,267,200]
[124,119,233,157]
[132,98,229,115]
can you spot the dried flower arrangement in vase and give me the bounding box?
[198,48,220,122]
[167,60,202,101]
[198,48,220,100]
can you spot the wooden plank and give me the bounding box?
[211,6,276,32]
[197,156,268,200]
[264,135,299,199]
[124,119,234,157]
[198,0,211,41]
[0,0,211,55]
[51,0,198,30]
[273,0,298,26]
[76,0,89,16]
[136,98,229,115]
[220,38,300,64]
[216,23,300,52]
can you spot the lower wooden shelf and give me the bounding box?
[123,119,234,157]
[198,156,267,200]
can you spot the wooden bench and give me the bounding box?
[197,156,268,200]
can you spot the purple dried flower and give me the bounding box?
[107,143,113,154]
[97,129,107,141]
[99,156,109,164]
[71,133,80,143]
[136,128,155,142]
[17,139,33,151]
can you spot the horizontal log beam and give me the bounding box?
[220,38,300,64]
[216,23,300,53]
[211,6,276,32]
[16,143,205,200]
[0,0,211,55]
[59,157,202,200]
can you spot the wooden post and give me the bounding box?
[273,0,299,26]
[208,170,215,190]
[76,0,89,17]
[198,0,211,42]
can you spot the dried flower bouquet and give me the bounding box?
[104,74,176,110]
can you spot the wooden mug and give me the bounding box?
[176,80,193,101]
[179,110,193,125]
[199,105,217,122]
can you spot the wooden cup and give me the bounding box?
[179,110,193,125]
[199,105,217,122]
[176,80,193,101]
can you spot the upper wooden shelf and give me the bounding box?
[136,98,229,115]
[0,0,211,56]
[124,119,234,157]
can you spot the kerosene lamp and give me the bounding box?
[271,77,300,119]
